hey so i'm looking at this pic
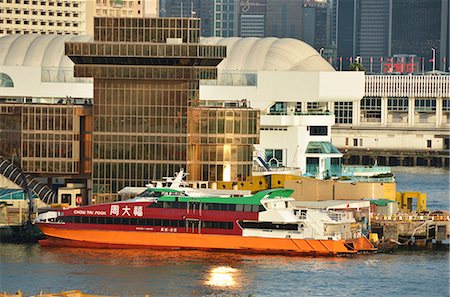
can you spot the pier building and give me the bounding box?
[1,32,449,203]
[0,18,259,202]
[332,74,450,167]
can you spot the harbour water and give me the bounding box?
[1,168,449,297]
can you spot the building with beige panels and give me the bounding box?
[0,0,157,36]
[331,74,450,166]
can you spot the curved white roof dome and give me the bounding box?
[0,34,92,68]
[0,35,333,83]
[201,37,334,72]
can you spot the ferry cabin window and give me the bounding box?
[147,201,187,209]
[202,221,233,229]
[63,216,187,227]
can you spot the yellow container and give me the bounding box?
[369,233,379,243]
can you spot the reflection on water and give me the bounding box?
[1,244,449,297]
[205,267,238,287]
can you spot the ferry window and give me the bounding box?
[162,219,170,226]
[61,194,71,204]
[236,204,244,212]
[130,218,138,225]
[259,205,265,212]
[105,217,114,224]
[74,216,81,223]
[88,217,97,224]
[97,217,106,224]
[244,205,252,212]
[122,218,130,225]
[147,202,163,208]
[178,220,186,227]
[154,219,161,226]
[252,205,260,212]
[113,218,122,225]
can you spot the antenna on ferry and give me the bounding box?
[169,169,187,188]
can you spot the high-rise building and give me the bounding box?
[442,0,450,72]
[333,0,357,63]
[0,0,88,36]
[66,17,258,199]
[265,0,303,40]
[332,0,449,72]
[0,0,158,36]
[303,0,330,51]
[391,0,442,71]
[238,0,266,37]
[358,0,391,65]
[160,0,237,37]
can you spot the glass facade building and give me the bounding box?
[66,17,258,200]
[0,103,92,177]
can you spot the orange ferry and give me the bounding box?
[36,188,375,256]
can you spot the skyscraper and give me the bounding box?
[332,0,449,72]
[265,0,303,40]
[391,0,442,71]
[442,0,450,71]
[239,0,267,37]
[160,0,237,37]
[303,0,330,51]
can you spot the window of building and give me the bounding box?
[427,140,432,148]
[415,99,436,112]
[308,126,328,136]
[361,97,381,122]
[388,97,409,111]
[353,138,358,146]
[269,102,286,115]
[307,102,325,113]
[0,73,14,87]
[345,137,349,146]
[334,102,353,124]
[265,149,284,167]
[443,99,450,112]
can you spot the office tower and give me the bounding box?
[0,0,152,36]
[161,0,237,37]
[392,0,442,71]
[0,0,87,35]
[239,0,266,37]
[303,0,330,51]
[442,0,450,71]
[265,0,303,40]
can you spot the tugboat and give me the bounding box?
[35,186,375,256]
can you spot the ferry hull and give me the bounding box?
[37,224,368,256]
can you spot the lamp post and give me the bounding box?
[431,47,436,72]
[319,47,324,56]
